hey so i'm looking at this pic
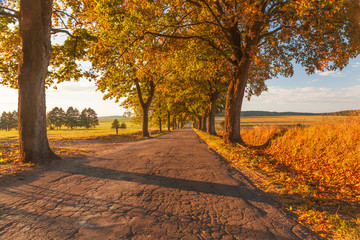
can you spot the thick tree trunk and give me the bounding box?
[172,117,175,130]
[167,111,171,131]
[142,106,150,137]
[201,113,207,132]
[207,93,218,135]
[18,0,58,164]
[223,60,250,144]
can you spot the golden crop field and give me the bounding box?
[215,115,344,131]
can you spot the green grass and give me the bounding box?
[0,117,146,140]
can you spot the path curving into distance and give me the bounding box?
[0,124,318,239]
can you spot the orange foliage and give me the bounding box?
[258,116,360,199]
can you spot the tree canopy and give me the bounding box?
[1,0,359,163]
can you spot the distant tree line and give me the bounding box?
[47,107,99,130]
[0,111,18,131]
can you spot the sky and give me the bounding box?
[0,57,360,116]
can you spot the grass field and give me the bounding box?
[0,117,162,175]
[0,117,144,139]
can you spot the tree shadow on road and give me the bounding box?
[58,159,276,204]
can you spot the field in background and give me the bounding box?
[0,117,143,139]
[0,115,343,139]
[215,115,344,133]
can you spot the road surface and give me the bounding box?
[0,125,318,239]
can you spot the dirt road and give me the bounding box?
[0,125,318,239]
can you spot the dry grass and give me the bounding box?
[196,115,360,239]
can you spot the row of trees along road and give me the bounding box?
[0,0,360,164]
[47,107,99,130]
[0,111,17,131]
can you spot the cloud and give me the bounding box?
[47,81,97,93]
[352,62,360,68]
[306,78,319,84]
[315,70,343,77]
[250,85,360,106]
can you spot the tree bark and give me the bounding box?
[158,117,162,132]
[134,79,155,138]
[142,106,150,137]
[167,111,170,131]
[158,103,162,132]
[223,60,251,144]
[201,113,207,132]
[198,116,202,130]
[172,117,175,130]
[207,92,219,135]
[18,0,58,164]
[116,127,118,135]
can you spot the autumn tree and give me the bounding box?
[168,40,229,135]
[134,0,360,144]
[0,1,88,163]
[79,1,173,138]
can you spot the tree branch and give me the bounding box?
[53,9,80,24]
[0,6,19,19]
[51,28,75,37]
[134,78,145,106]
[144,31,234,64]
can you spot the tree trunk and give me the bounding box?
[134,79,155,138]
[18,0,58,164]
[207,93,218,135]
[223,60,250,144]
[201,113,207,132]
[158,103,162,132]
[167,111,171,131]
[116,127,118,135]
[198,116,202,130]
[142,105,150,137]
[158,117,162,132]
[172,117,175,130]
